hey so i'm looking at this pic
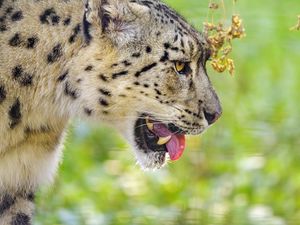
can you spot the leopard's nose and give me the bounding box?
[204,110,222,125]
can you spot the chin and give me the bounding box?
[134,148,168,170]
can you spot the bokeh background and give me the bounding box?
[35,0,300,224]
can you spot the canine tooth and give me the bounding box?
[157,136,172,145]
[146,119,154,131]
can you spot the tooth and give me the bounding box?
[157,136,172,145]
[146,119,154,131]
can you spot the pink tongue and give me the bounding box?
[152,123,186,161]
[166,135,185,161]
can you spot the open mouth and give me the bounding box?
[134,116,186,161]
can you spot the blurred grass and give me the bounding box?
[35,0,300,224]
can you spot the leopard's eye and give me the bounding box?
[174,61,190,75]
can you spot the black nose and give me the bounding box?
[204,111,221,125]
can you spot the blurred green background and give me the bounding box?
[35,0,300,224]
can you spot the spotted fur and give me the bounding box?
[0,0,221,224]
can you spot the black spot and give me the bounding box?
[112,71,128,79]
[132,52,141,58]
[0,0,3,9]
[25,125,50,134]
[99,74,108,82]
[154,88,162,95]
[146,46,152,53]
[47,44,62,64]
[99,98,109,107]
[84,108,92,116]
[83,12,92,44]
[122,60,132,66]
[160,51,169,62]
[9,98,22,129]
[174,34,178,42]
[26,192,35,202]
[40,8,53,24]
[57,71,68,82]
[26,37,39,49]
[0,85,6,104]
[135,63,157,77]
[63,17,71,26]
[182,120,191,126]
[134,81,140,86]
[100,6,111,32]
[64,82,78,99]
[11,213,30,225]
[111,63,118,67]
[189,80,193,89]
[184,109,193,115]
[180,39,184,48]
[40,8,60,25]
[99,88,111,96]
[20,74,33,86]
[154,83,158,87]
[143,84,149,88]
[164,42,170,49]
[5,7,13,15]
[171,47,179,52]
[0,194,15,215]
[12,65,23,79]
[192,112,198,117]
[11,11,23,21]
[51,15,60,24]
[0,23,7,32]
[69,23,81,43]
[9,33,22,47]
[11,66,33,86]
[84,65,93,71]
[141,0,154,7]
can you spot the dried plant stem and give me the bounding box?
[203,0,245,75]
[290,15,300,31]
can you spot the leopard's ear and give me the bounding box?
[84,0,150,47]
